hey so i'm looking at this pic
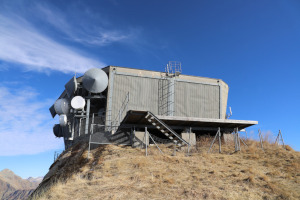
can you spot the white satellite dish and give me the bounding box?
[71,96,86,110]
[59,115,67,126]
[82,68,108,93]
[54,99,70,115]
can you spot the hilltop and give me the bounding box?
[0,169,41,200]
[30,140,299,200]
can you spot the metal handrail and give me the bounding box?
[112,92,130,129]
[146,111,189,146]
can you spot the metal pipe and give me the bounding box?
[187,127,191,155]
[279,130,285,148]
[78,118,81,137]
[148,132,163,154]
[88,134,91,159]
[74,115,87,118]
[84,98,90,135]
[91,113,95,134]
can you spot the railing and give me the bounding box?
[165,61,182,75]
[111,92,130,131]
[53,150,63,162]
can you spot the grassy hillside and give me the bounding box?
[30,139,299,200]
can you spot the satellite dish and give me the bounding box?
[53,124,63,137]
[82,68,108,93]
[59,115,67,126]
[65,76,77,98]
[54,98,70,115]
[71,96,86,110]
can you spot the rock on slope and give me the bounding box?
[0,169,41,200]
[30,141,300,200]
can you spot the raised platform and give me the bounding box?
[120,110,258,132]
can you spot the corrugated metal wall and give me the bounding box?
[174,81,220,118]
[110,73,221,121]
[111,74,160,122]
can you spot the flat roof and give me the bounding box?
[121,110,258,131]
[103,65,226,83]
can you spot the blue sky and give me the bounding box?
[0,0,299,178]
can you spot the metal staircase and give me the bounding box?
[144,111,189,147]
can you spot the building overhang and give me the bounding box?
[120,110,258,132]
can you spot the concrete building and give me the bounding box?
[50,63,257,149]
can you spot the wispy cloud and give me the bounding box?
[36,3,134,46]
[0,85,63,156]
[0,14,104,74]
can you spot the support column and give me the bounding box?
[181,128,196,146]
[84,98,90,135]
[132,130,149,148]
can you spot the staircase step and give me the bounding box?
[145,111,189,147]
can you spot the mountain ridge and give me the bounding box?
[0,169,41,200]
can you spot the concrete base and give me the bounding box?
[132,131,149,148]
[223,133,234,144]
[181,132,196,146]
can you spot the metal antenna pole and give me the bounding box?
[78,118,82,137]
[84,97,91,135]
[91,113,95,134]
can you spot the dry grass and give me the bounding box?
[30,138,300,200]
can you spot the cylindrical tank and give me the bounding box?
[82,68,108,93]
[71,96,86,110]
[59,114,67,126]
[54,98,70,115]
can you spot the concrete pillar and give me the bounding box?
[181,132,196,146]
[223,133,234,144]
[132,131,149,148]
